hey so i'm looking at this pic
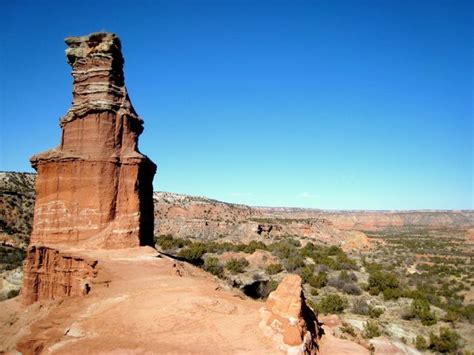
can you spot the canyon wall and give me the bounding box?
[22,246,98,305]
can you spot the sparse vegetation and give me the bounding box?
[340,322,357,337]
[148,228,474,351]
[367,270,401,300]
[316,294,348,314]
[265,263,283,275]
[362,320,381,339]
[308,272,328,289]
[203,257,224,278]
[415,335,428,351]
[225,258,249,274]
[411,298,437,326]
[177,243,206,265]
[0,246,25,271]
[429,327,461,353]
[368,306,384,319]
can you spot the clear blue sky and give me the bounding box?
[0,0,472,209]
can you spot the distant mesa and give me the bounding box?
[30,32,156,249]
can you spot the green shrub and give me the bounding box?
[317,294,348,314]
[420,311,437,326]
[285,255,306,272]
[338,270,357,282]
[459,304,474,324]
[368,286,380,296]
[368,306,384,319]
[340,322,357,337]
[310,287,319,296]
[225,258,249,274]
[177,243,206,265]
[412,298,437,326]
[363,320,381,339]
[368,270,400,296]
[155,234,190,251]
[203,257,224,278]
[404,289,428,300]
[328,245,343,255]
[429,327,461,353]
[269,239,300,259]
[415,335,428,351]
[237,240,268,253]
[336,253,358,270]
[383,287,402,300]
[364,261,383,274]
[312,255,338,270]
[0,246,26,270]
[309,272,328,288]
[266,263,283,275]
[300,266,314,283]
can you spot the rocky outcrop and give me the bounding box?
[22,245,98,305]
[261,274,321,354]
[29,32,156,248]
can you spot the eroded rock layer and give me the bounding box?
[30,32,156,248]
[22,245,98,305]
[261,274,321,354]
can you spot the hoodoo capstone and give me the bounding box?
[29,32,156,248]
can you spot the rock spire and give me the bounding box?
[29,32,156,248]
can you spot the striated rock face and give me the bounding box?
[153,192,373,250]
[30,32,156,248]
[261,274,321,354]
[22,245,98,305]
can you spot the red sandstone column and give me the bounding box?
[29,32,156,248]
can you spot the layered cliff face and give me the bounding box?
[22,246,98,305]
[30,32,156,248]
[153,192,373,250]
